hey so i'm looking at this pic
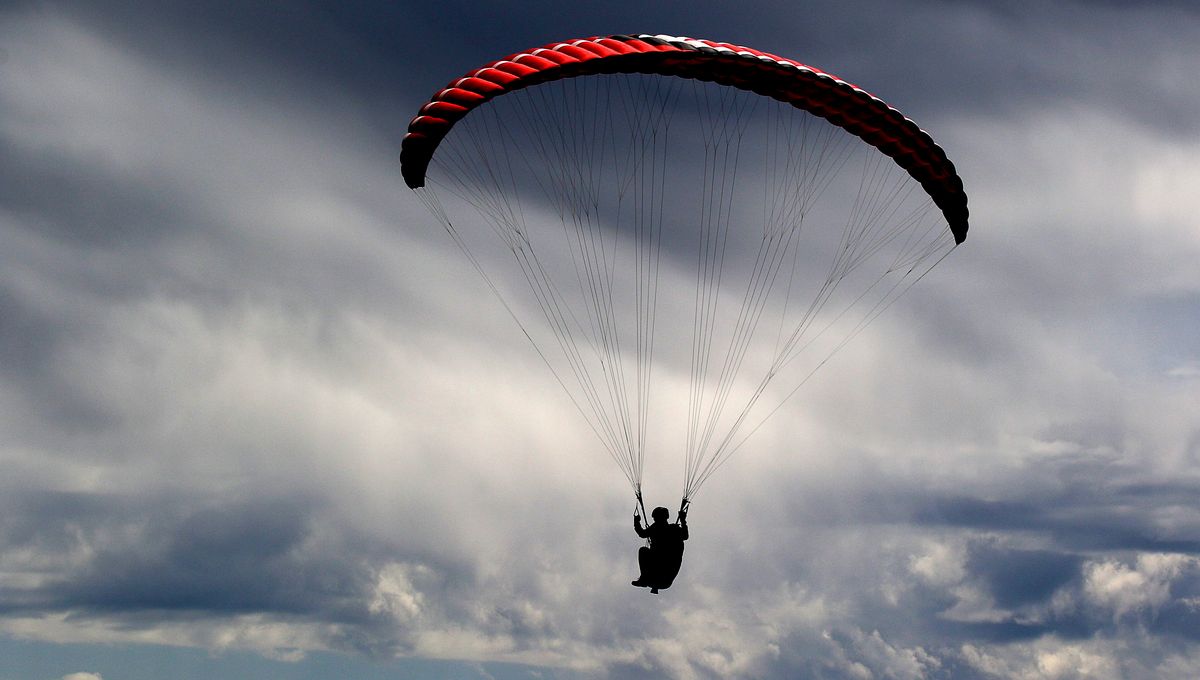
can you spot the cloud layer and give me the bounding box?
[3,2,1200,678]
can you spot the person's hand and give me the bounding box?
[679,510,687,522]
[635,513,641,524]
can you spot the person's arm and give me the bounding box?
[635,514,649,538]
[679,511,689,540]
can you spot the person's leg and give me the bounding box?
[633,547,652,587]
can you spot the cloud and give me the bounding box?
[1084,554,1197,623]
[4,2,1200,679]
[62,673,103,680]
[1166,361,1200,379]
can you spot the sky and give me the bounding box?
[1,1,1199,679]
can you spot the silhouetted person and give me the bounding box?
[632,506,688,594]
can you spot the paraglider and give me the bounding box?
[401,34,968,591]
[632,505,688,594]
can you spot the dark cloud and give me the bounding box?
[1156,590,1200,641]
[3,493,324,612]
[65,497,330,613]
[911,484,1200,554]
[0,286,94,421]
[966,543,1082,608]
[18,0,1199,142]
[755,443,1200,556]
[0,486,483,659]
[0,136,189,248]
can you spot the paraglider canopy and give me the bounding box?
[403,33,968,505]
[402,34,967,243]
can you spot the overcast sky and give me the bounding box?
[2,1,1200,679]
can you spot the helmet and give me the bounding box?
[652,507,669,521]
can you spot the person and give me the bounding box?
[632,506,688,594]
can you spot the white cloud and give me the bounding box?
[1083,554,1196,622]
[961,639,1125,680]
[1033,644,1120,680]
[1166,361,1200,379]
[909,540,966,587]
